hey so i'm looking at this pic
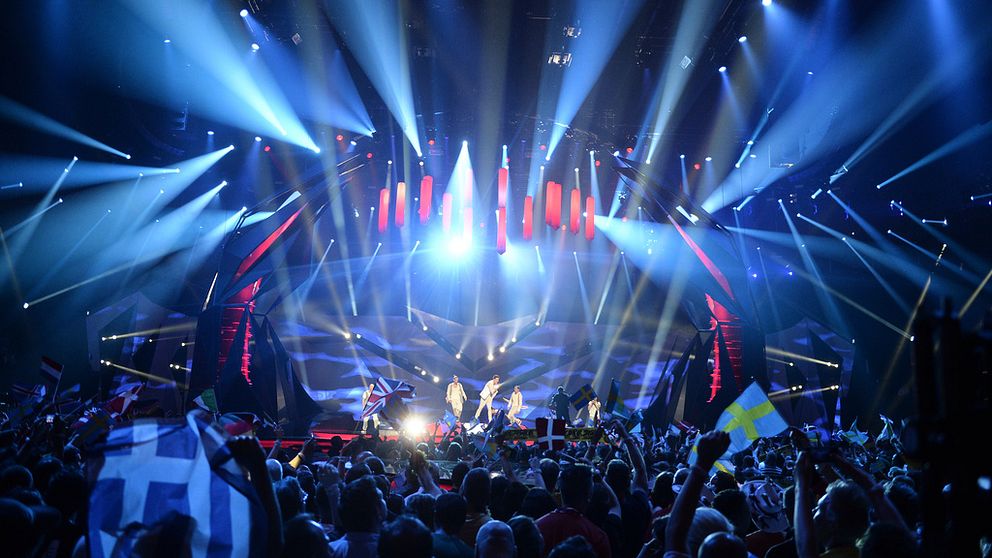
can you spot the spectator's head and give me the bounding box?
[281,515,331,558]
[275,477,306,522]
[44,469,87,520]
[672,467,690,494]
[405,493,436,530]
[884,481,920,528]
[476,520,515,558]
[686,507,734,557]
[386,493,405,519]
[373,475,391,500]
[344,462,372,483]
[813,480,870,548]
[557,386,565,394]
[605,459,631,497]
[508,515,543,558]
[435,492,468,535]
[538,458,560,492]
[697,531,747,558]
[0,465,33,495]
[266,459,283,482]
[31,456,63,493]
[547,535,596,558]
[709,471,737,494]
[491,476,510,515]
[460,468,492,513]
[451,461,470,491]
[518,488,556,519]
[712,489,752,538]
[446,442,463,461]
[651,472,675,510]
[365,456,386,476]
[857,521,919,558]
[0,497,38,558]
[558,464,593,512]
[494,481,528,521]
[339,476,386,533]
[378,515,432,558]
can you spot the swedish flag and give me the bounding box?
[689,383,787,472]
[570,384,598,410]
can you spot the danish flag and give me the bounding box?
[536,417,567,451]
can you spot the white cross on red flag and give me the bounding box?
[535,417,566,451]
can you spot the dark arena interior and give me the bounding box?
[1,1,991,557]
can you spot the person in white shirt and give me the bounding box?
[445,375,468,421]
[587,396,602,425]
[474,374,500,424]
[360,383,380,433]
[506,385,524,426]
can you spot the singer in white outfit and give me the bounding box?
[445,375,468,421]
[474,374,500,424]
[507,385,524,426]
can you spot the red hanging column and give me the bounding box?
[497,207,507,254]
[550,182,562,229]
[378,188,390,233]
[441,193,453,232]
[419,176,433,224]
[523,195,534,240]
[395,181,406,227]
[569,188,581,234]
[545,181,554,225]
[585,196,595,240]
[497,167,508,208]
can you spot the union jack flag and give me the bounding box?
[361,377,415,420]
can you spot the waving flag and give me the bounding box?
[535,418,566,451]
[10,383,46,403]
[569,384,597,410]
[689,383,787,473]
[361,377,415,420]
[40,356,63,386]
[840,419,869,446]
[70,408,113,448]
[104,385,143,419]
[87,411,267,558]
[604,379,630,418]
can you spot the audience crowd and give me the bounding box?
[0,394,964,558]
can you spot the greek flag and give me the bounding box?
[87,411,266,557]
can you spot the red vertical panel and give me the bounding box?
[497,167,508,208]
[419,176,433,224]
[570,188,581,234]
[378,188,390,233]
[442,193,452,232]
[395,181,406,227]
[550,182,562,229]
[497,206,507,254]
[545,181,554,225]
[523,195,533,240]
[463,207,473,242]
[585,196,595,240]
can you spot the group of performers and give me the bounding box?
[360,374,605,433]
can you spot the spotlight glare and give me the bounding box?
[22,302,29,309]
[254,136,261,142]
[718,66,727,73]
[240,9,248,17]
[680,154,685,159]
[705,156,713,162]
[207,130,214,136]
[738,36,747,43]
[163,39,171,44]
[762,0,772,6]
[250,43,260,51]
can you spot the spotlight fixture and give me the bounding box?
[738,36,747,43]
[762,0,772,5]
[718,66,727,73]
[250,43,260,51]
[239,9,248,17]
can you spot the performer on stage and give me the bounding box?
[506,385,524,427]
[361,383,380,433]
[474,374,500,424]
[550,385,571,423]
[445,375,467,422]
[587,396,602,424]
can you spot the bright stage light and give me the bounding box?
[455,353,462,360]
[403,416,427,436]
[762,0,772,5]
[312,146,321,154]
[250,43,260,51]
[738,36,747,43]
[705,156,713,162]
[254,136,261,142]
[164,39,171,44]
[22,303,29,309]
[239,9,248,17]
[680,154,686,159]
[207,130,214,136]
[499,346,506,353]
[718,66,727,73]
[487,354,494,361]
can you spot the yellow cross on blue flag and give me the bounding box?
[689,382,788,473]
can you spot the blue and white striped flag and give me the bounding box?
[87,410,267,557]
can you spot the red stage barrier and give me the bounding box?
[497,167,508,208]
[545,181,554,225]
[570,188,580,234]
[550,182,562,229]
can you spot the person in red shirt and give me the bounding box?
[536,464,612,558]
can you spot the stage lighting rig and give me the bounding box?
[563,25,582,38]
[547,52,573,67]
